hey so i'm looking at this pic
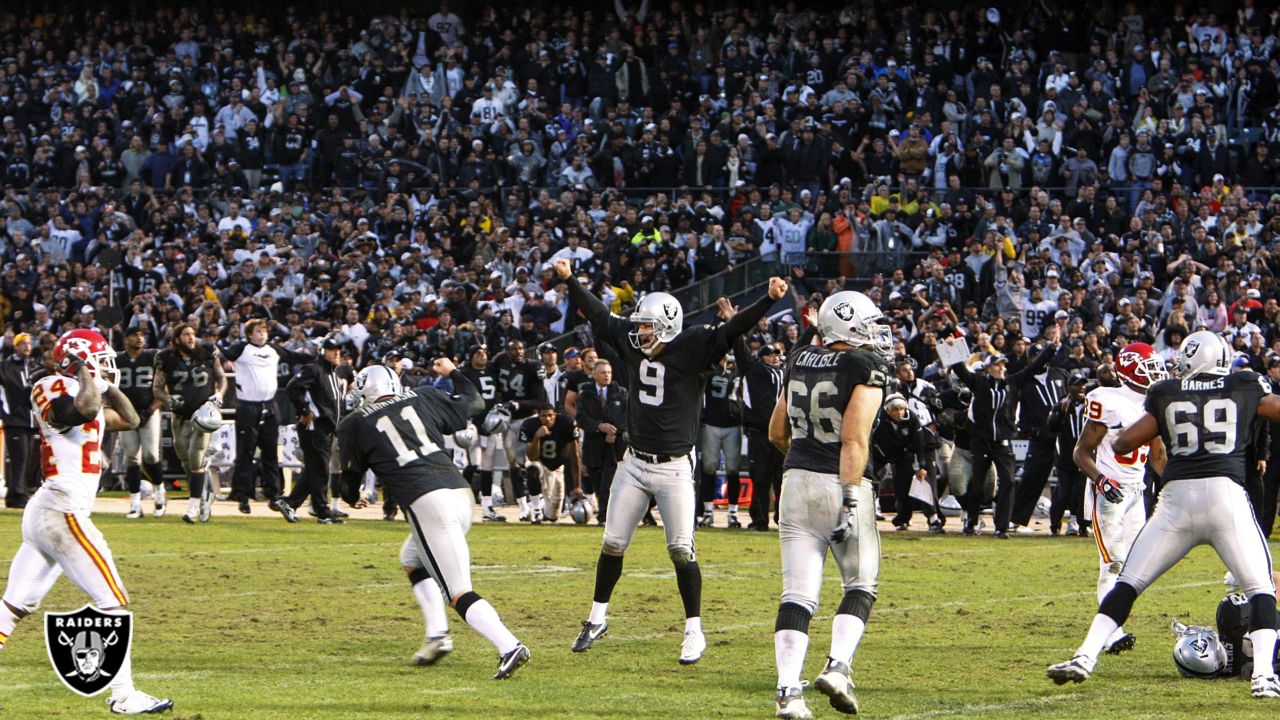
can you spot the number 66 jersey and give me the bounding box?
[29,375,106,514]
[1144,371,1269,487]
[1084,384,1151,486]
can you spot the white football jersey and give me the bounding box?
[1084,384,1149,485]
[29,374,105,513]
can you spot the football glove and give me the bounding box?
[1094,473,1124,504]
[164,396,184,412]
[829,486,858,544]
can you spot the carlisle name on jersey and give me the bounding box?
[518,414,576,471]
[30,375,105,513]
[1084,385,1150,485]
[1145,371,1270,487]
[782,345,890,477]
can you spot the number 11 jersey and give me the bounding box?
[1146,371,1269,487]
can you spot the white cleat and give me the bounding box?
[153,498,167,518]
[679,629,706,665]
[814,658,860,714]
[1253,674,1280,698]
[1046,654,1094,684]
[775,686,813,719]
[108,690,173,714]
[413,634,453,666]
[199,497,212,523]
[126,504,144,519]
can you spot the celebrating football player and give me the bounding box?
[153,323,227,524]
[555,258,787,666]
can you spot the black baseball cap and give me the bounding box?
[758,345,780,357]
[322,337,343,350]
[538,343,557,355]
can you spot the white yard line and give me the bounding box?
[884,691,1095,720]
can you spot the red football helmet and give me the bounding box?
[1115,342,1166,390]
[52,329,118,384]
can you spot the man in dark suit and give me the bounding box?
[0,333,38,508]
[576,359,627,524]
[283,337,355,523]
[1048,374,1090,536]
[1011,346,1072,529]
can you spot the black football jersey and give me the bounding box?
[559,369,590,409]
[460,365,500,416]
[782,345,890,476]
[492,354,546,418]
[1216,592,1278,678]
[592,317,749,457]
[1146,371,1270,487]
[702,365,741,428]
[518,413,577,470]
[116,348,157,417]
[336,386,471,507]
[156,344,222,418]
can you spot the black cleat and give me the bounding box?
[238,499,251,514]
[276,501,300,524]
[493,643,530,680]
[317,516,345,525]
[572,620,608,653]
[1105,633,1136,655]
[642,511,658,526]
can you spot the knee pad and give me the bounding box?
[1249,593,1278,633]
[668,545,696,568]
[775,601,814,633]
[407,567,432,586]
[1098,581,1139,623]
[836,589,875,622]
[602,535,630,556]
[453,590,482,618]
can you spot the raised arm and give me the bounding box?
[555,259,612,327]
[1113,413,1160,456]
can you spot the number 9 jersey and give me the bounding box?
[1145,371,1270,487]
[781,345,889,477]
[29,375,106,513]
[1084,385,1150,485]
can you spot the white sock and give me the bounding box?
[463,598,519,655]
[1104,626,1127,649]
[330,498,340,514]
[129,492,141,506]
[187,497,199,513]
[729,504,738,514]
[585,493,597,511]
[517,497,529,514]
[1076,613,1120,662]
[829,615,866,666]
[108,633,135,701]
[1253,628,1278,677]
[0,602,21,647]
[155,485,165,501]
[775,629,809,689]
[531,494,543,513]
[685,616,702,634]
[481,495,493,511]
[588,601,608,625]
[413,580,449,637]
[703,502,714,514]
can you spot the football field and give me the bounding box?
[0,511,1274,719]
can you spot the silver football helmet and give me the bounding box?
[569,498,591,525]
[817,291,893,358]
[628,292,683,356]
[1171,620,1228,678]
[351,365,404,408]
[480,402,512,435]
[1176,330,1232,378]
[191,399,222,432]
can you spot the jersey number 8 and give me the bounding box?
[786,380,841,443]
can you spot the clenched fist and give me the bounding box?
[432,357,457,376]
[554,259,573,280]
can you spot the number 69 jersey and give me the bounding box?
[30,375,106,513]
[781,345,889,477]
[337,387,472,508]
[1084,384,1151,485]
[1145,371,1270,487]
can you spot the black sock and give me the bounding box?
[125,466,141,494]
[189,472,206,500]
[479,470,494,495]
[700,472,717,505]
[726,475,741,508]
[675,561,702,618]
[142,462,164,490]
[593,552,624,604]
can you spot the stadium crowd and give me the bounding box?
[3,1,1280,532]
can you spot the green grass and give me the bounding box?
[0,514,1272,719]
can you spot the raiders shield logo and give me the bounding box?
[833,302,856,322]
[45,605,132,697]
